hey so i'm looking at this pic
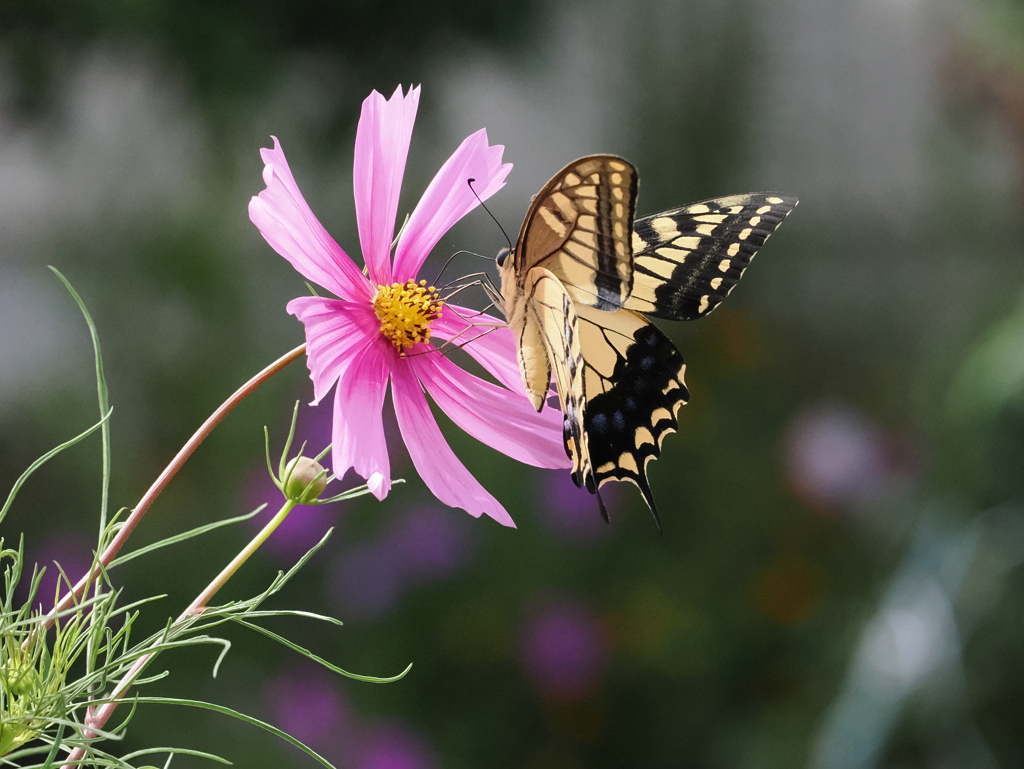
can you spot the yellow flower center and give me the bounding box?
[373,279,444,351]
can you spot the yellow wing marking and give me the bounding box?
[523,266,593,489]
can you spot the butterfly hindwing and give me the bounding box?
[576,304,688,527]
[626,193,798,321]
[516,155,637,311]
[524,267,593,489]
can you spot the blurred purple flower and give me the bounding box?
[326,505,477,621]
[355,719,436,769]
[328,540,405,620]
[519,598,608,702]
[264,669,436,768]
[387,506,473,582]
[22,533,93,609]
[534,469,616,542]
[784,402,893,512]
[263,665,353,756]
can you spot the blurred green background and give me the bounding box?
[3,0,1024,767]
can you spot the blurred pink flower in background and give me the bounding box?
[388,505,473,583]
[264,667,435,768]
[249,85,568,526]
[354,720,437,769]
[22,533,94,609]
[328,538,405,621]
[328,506,475,620]
[519,598,608,702]
[534,469,618,543]
[264,664,354,761]
[784,401,905,512]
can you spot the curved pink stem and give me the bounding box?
[36,344,306,632]
[51,344,306,765]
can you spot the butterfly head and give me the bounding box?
[495,247,511,269]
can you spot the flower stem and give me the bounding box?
[184,499,297,615]
[36,344,306,635]
[63,499,300,767]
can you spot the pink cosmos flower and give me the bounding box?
[249,85,568,526]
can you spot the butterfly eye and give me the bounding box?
[496,248,511,268]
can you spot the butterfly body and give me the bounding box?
[496,155,797,525]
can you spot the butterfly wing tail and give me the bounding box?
[577,305,687,527]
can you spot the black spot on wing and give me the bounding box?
[583,322,688,527]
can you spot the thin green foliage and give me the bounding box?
[119,746,231,765]
[0,412,110,529]
[233,617,413,683]
[1,509,380,766]
[108,507,267,569]
[1,276,396,767]
[49,267,112,535]
[239,608,344,627]
[0,544,118,758]
[126,698,338,768]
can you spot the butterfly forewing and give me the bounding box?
[516,155,638,312]
[576,304,688,526]
[626,193,798,321]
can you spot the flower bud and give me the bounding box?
[283,456,328,504]
[0,649,41,698]
[0,648,47,757]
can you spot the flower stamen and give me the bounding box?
[373,279,444,351]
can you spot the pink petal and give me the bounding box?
[250,137,372,302]
[367,472,386,498]
[410,352,568,469]
[287,295,393,497]
[288,296,381,405]
[433,305,531,394]
[353,85,420,287]
[391,362,515,527]
[392,129,512,282]
[330,336,393,500]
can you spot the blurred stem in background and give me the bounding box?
[811,291,1024,769]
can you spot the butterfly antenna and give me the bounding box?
[431,250,489,288]
[467,178,513,255]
